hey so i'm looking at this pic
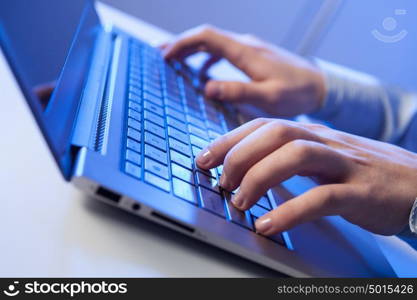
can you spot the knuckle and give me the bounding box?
[286,139,315,161]
[305,123,329,131]
[233,44,256,66]
[251,117,271,127]
[198,24,217,37]
[270,121,295,141]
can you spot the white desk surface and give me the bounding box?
[0,2,279,277]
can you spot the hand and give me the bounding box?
[196,118,417,236]
[163,25,326,117]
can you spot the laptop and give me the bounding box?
[0,0,396,277]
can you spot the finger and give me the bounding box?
[204,80,271,103]
[158,43,169,50]
[163,26,254,77]
[196,118,272,169]
[199,55,221,78]
[231,140,348,210]
[219,120,319,191]
[254,184,355,235]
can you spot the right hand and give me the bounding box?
[163,25,326,117]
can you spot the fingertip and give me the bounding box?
[196,149,212,169]
[205,81,222,99]
[255,217,273,234]
[159,43,169,49]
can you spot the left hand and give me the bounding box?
[196,118,417,236]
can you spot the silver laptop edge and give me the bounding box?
[67,19,396,277]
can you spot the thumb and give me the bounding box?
[205,80,267,103]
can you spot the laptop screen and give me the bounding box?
[0,0,101,179]
[0,0,91,110]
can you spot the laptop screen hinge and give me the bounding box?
[70,26,115,150]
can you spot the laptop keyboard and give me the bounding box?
[122,39,287,247]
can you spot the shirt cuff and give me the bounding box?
[308,58,381,120]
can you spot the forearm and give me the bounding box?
[308,59,417,151]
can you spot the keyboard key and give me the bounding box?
[251,216,285,245]
[143,85,163,99]
[170,150,192,170]
[186,115,206,129]
[173,177,198,205]
[166,107,186,122]
[191,145,202,157]
[143,91,163,106]
[126,149,141,165]
[128,109,141,122]
[167,126,189,143]
[142,71,160,83]
[224,191,253,230]
[144,172,170,192]
[208,130,221,141]
[207,121,224,134]
[166,99,184,112]
[194,165,217,178]
[216,165,223,176]
[143,77,161,90]
[169,138,191,156]
[129,79,141,90]
[144,157,169,179]
[167,116,187,133]
[125,162,142,179]
[206,111,221,124]
[127,127,141,142]
[198,186,226,218]
[145,144,168,165]
[144,120,165,138]
[127,138,141,153]
[190,134,209,149]
[128,101,141,113]
[129,86,142,97]
[144,132,166,151]
[195,171,220,193]
[249,204,269,219]
[257,196,272,210]
[184,100,200,112]
[268,233,285,245]
[144,110,164,127]
[188,124,209,140]
[128,117,142,131]
[185,106,203,117]
[171,163,194,184]
[144,101,164,116]
[128,92,142,103]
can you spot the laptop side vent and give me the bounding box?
[93,33,119,153]
[94,94,110,152]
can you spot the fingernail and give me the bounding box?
[197,149,212,166]
[255,218,272,234]
[219,172,227,188]
[231,191,244,209]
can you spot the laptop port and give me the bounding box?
[151,211,195,234]
[96,186,121,204]
[131,202,141,211]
